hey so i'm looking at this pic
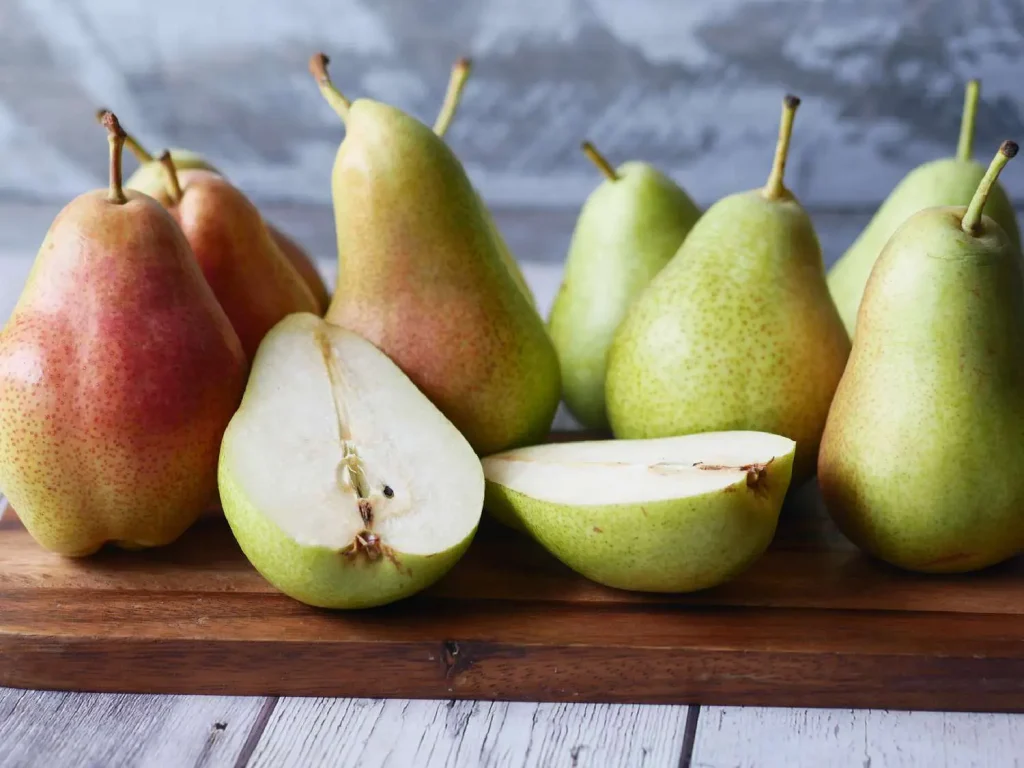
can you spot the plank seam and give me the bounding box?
[678,706,701,768]
[231,696,278,768]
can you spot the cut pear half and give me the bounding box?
[482,431,796,593]
[218,313,484,609]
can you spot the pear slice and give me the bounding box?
[218,313,484,609]
[482,432,795,593]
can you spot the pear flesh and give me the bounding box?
[549,148,701,430]
[483,431,795,592]
[819,143,1024,573]
[219,314,484,609]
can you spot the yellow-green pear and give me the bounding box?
[819,142,1024,573]
[828,80,1020,336]
[483,431,795,592]
[219,314,484,609]
[310,53,561,456]
[548,141,700,429]
[605,95,849,484]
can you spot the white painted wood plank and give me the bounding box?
[250,697,691,768]
[0,688,267,768]
[691,707,1024,768]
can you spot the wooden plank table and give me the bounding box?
[2,210,1023,767]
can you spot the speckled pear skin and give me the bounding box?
[483,452,794,592]
[548,161,700,429]
[168,172,320,360]
[323,100,561,456]
[606,189,850,484]
[219,449,476,610]
[130,154,331,313]
[828,158,1020,336]
[819,208,1024,573]
[0,191,248,556]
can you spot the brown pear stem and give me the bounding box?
[433,57,472,137]
[961,140,1017,235]
[95,108,153,163]
[581,141,618,181]
[309,53,350,123]
[763,94,801,200]
[158,151,183,203]
[99,110,128,205]
[957,80,980,162]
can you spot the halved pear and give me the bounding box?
[218,313,484,609]
[482,431,795,592]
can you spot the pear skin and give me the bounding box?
[828,81,1021,337]
[605,96,850,483]
[160,163,320,360]
[312,54,561,455]
[819,142,1024,573]
[549,142,701,429]
[0,113,247,556]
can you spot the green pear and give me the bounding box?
[605,95,850,484]
[311,53,561,456]
[819,142,1024,573]
[548,141,701,429]
[482,431,795,592]
[430,57,537,309]
[219,313,484,609]
[828,80,1020,337]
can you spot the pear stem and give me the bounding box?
[158,151,183,204]
[99,110,128,205]
[957,80,980,162]
[763,94,801,200]
[961,140,1017,235]
[581,141,618,181]
[95,109,153,163]
[433,57,472,137]
[309,53,350,123]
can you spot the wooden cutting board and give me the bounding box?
[2,467,1023,712]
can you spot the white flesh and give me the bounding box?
[223,314,484,553]
[482,432,796,505]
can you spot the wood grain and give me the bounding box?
[2,476,1023,712]
[249,698,690,767]
[690,707,1024,768]
[0,687,266,768]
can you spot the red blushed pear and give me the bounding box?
[98,110,332,313]
[0,111,248,557]
[157,153,320,360]
[310,53,561,456]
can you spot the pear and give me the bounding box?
[219,313,484,609]
[605,95,850,484]
[158,155,320,360]
[828,80,1021,337]
[101,111,332,313]
[483,431,795,592]
[432,58,537,309]
[311,53,561,456]
[548,141,701,429]
[819,142,1024,573]
[0,112,247,556]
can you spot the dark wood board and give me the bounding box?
[2,457,1023,713]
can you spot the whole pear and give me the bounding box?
[819,142,1024,573]
[104,113,332,313]
[311,53,561,455]
[548,141,700,429]
[219,314,484,609]
[158,157,320,360]
[0,113,247,556]
[828,80,1020,337]
[483,431,795,592]
[605,95,850,484]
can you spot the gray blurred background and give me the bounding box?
[2,0,1024,289]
